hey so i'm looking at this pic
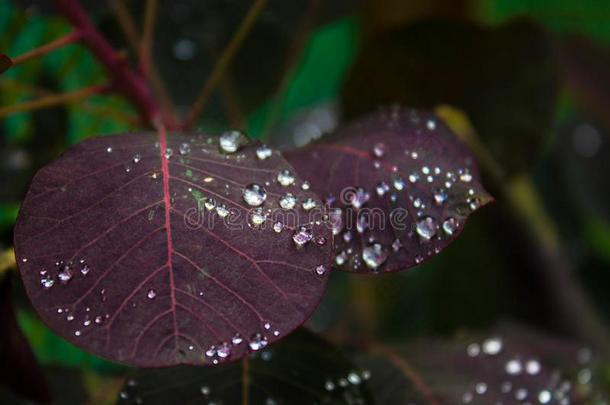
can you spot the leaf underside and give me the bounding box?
[14,132,333,367]
[284,108,492,273]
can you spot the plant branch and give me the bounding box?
[53,0,176,129]
[9,31,80,66]
[0,83,108,118]
[109,0,179,125]
[184,0,268,129]
[139,0,157,79]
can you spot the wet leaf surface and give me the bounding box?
[117,328,373,405]
[14,131,333,367]
[284,108,492,273]
[0,274,51,403]
[354,324,609,404]
[342,18,558,174]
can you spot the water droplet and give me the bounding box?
[40,275,54,289]
[204,198,217,211]
[277,169,295,186]
[514,388,528,401]
[335,251,347,266]
[442,217,459,235]
[232,333,243,345]
[75,330,82,336]
[525,359,541,375]
[243,184,267,207]
[348,372,362,385]
[467,343,480,357]
[302,198,317,211]
[249,333,268,351]
[482,337,502,355]
[279,193,297,209]
[147,289,156,299]
[376,181,390,196]
[416,217,437,241]
[216,342,231,358]
[219,130,248,153]
[459,170,473,182]
[325,380,335,391]
[216,204,229,218]
[164,148,173,159]
[315,264,327,275]
[392,175,405,191]
[292,228,313,248]
[538,390,552,404]
[173,38,196,61]
[301,181,310,191]
[362,243,387,270]
[372,143,386,157]
[58,268,73,284]
[80,264,90,276]
[106,147,113,153]
[133,154,141,163]
[475,382,487,395]
[349,187,370,209]
[434,189,448,205]
[426,120,436,130]
[200,385,211,396]
[249,208,267,227]
[256,145,272,160]
[179,142,191,155]
[273,222,283,233]
[505,358,523,375]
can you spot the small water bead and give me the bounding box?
[249,209,267,227]
[204,198,217,211]
[279,193,297,209]
[75,330,82,337]
[343,231,353,243]
[442,217,459,235]
[376,181,390,196]
[249,333,268,351]
[80,264,90,276]
[216,204,229,218]
[372,143,386,157]
[426,120,436,130]
[243,183,267,207]
[66,314,75,322]
[475,382,487,395]
[301,181,310,191]
[315,264,327,275]
[525,359,541,375]
[325,380,335,392]
[40,275,55,289]
[538,390,552,404]
[232,333,243,345]
[273,222,283,233]
[467,343,480,357]
[335,251,347,266]
[315,236,327,245]
[219,130,248,153]
[416,217,437,241]
[217,342,231,358]
[177,142,190,156]
[205,346,217,357]
[434,189,448,205]
[277,169,295,186]
[462,392,473,404]
[201,386,211,396]
[302,198,317,211]
[147,289,156,299]
[164,148,173,159]
[408,172,420,183]
[133,154,141,163]
[482,337,503,355]
[411,151,419,159]
[58,268,74,284]
[349,187,370,209]
[362,243,388,270]
[347,372,362,385]
[392,238,402,252]
[256,145,272,160]
[392,175,405,191]
[106,146,113,153]
[459,171,473,182]
[292,228,313,248]
[514,388,528,401]
[505,358,523,375]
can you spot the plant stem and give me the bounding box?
[53,0,176,129]
[183,0,268,129]
[0,248,15,276]
[241,356,250,405]
[0,83,108,118]
[139,0,157,79]
[9,31,80,66]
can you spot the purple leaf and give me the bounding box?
[14,131,333,367]
[284,108,492,273]
[117,329,373,404]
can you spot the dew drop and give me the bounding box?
[292,227,313,248]
[505,358,523,375]
[279,193,297,209]
[219,130,248,153]
[372,143,386,157]
[177,142,190,156]
[416,217,437,241]
[216,204,229,218]
[40,275,55,289]
[302,198,317,211]
[348,372,362,385]
[80,264,90,276]
[376,181,390,196]
[256,145,272,160]
[106,147,112,153]
[392,175,405,191]
[538,390,552,404]
[277,169,295,186]
[434,189,448,205]
[362,243,387,270]
[315,264,327,275]
[75,330,82,336]
[147,289,156,299]
[525,359,541,375]
[243,184,267,207]
[133,154,141,163]
[164,148,173,159]
[249,208,267,227]
[273,222,283,233]
[216,342,231,358]
[200,385,211,396]
[249,333,268,351]
[204,198,217,211]
[482,337,502,355]
[232,333,243,345]
[442,217,459,236]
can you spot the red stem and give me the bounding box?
[53,0,177,129]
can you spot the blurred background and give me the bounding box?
[1,0,610,403]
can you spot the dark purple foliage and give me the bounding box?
[117,329,373,405]
[13,131,332,367]
[284,108,492,273]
